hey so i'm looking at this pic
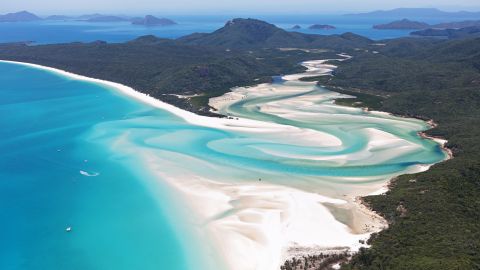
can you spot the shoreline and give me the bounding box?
[318,58,454,163]
[420,120,454,160]
[1,59,450,270]
[208,57,452,268]
[1,60,335,138]
[1,59,380,270]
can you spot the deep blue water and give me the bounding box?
[0,14,458,44]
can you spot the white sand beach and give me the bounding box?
[1,59,448,270]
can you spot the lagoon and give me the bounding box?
[0,60,446,270]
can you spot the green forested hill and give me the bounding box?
[320,37,480,270]
[0,39,324,115]
[178,18,372,49]
[1,18,479,269]
[0,19,374,115]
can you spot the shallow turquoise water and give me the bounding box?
[0,61,446,269]
[0,63,199,270]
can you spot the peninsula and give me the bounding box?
[0,18,479,270]
[373,19,429,30]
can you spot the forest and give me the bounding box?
[0,19,479,269]
[320,37,480,270]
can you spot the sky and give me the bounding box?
[1,0,480,15]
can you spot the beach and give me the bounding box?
[207,57,449,267]
[0,59,448,270]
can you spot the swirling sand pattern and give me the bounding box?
[0,59,446,270]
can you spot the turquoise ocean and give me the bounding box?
[0,61,446,269]
[0,63,212,270]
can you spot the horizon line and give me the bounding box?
[3,6,480,16]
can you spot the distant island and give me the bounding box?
[0,11,177,26]
[411,26,480,39]
[84,15,129,22]
[131,15,177,26]
[373,19,430,30]
[45,15,74,21]
[291,25,301,30]
[433,20,480,29]
[345,8,480,19]
[0,18,373,114]
[76,14,104,20]
[375,19,480,31]
[309,24,336,30]
[1,16,480,270]
[0,11,41,22]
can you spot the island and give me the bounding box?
[308,24,336,30]
[39,13,179,25]
[373,19,430,30]
[432,20,480,29]
[411,26,480,39]
[374,19,480,31]
[76,13,104,20]
[0,11,41,22]
[0,17,479,270]
[291,25,301,30]
[131,15,177,26]
[345,7,480,19]
[178,19,370,49]
[84,15,129,22]
[0,19,371,114]
[45,15,74,21]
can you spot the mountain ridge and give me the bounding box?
[346,8,480,19]
[373,19,430,30]
[131,15,177,26]
[0,11,41,22]
[177,18,371,49]
[412,26,480,39]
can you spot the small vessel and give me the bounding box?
[79,170,99,177]
[66,226,72,232]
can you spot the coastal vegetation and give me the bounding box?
[1,18,479,269]
[412,26,480,39]
[0,19,372,115]
[177,19,371,49]
[0,39,317,115]
[373,19,480,31]
[316,36,480,270]
[281,253,349,270]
